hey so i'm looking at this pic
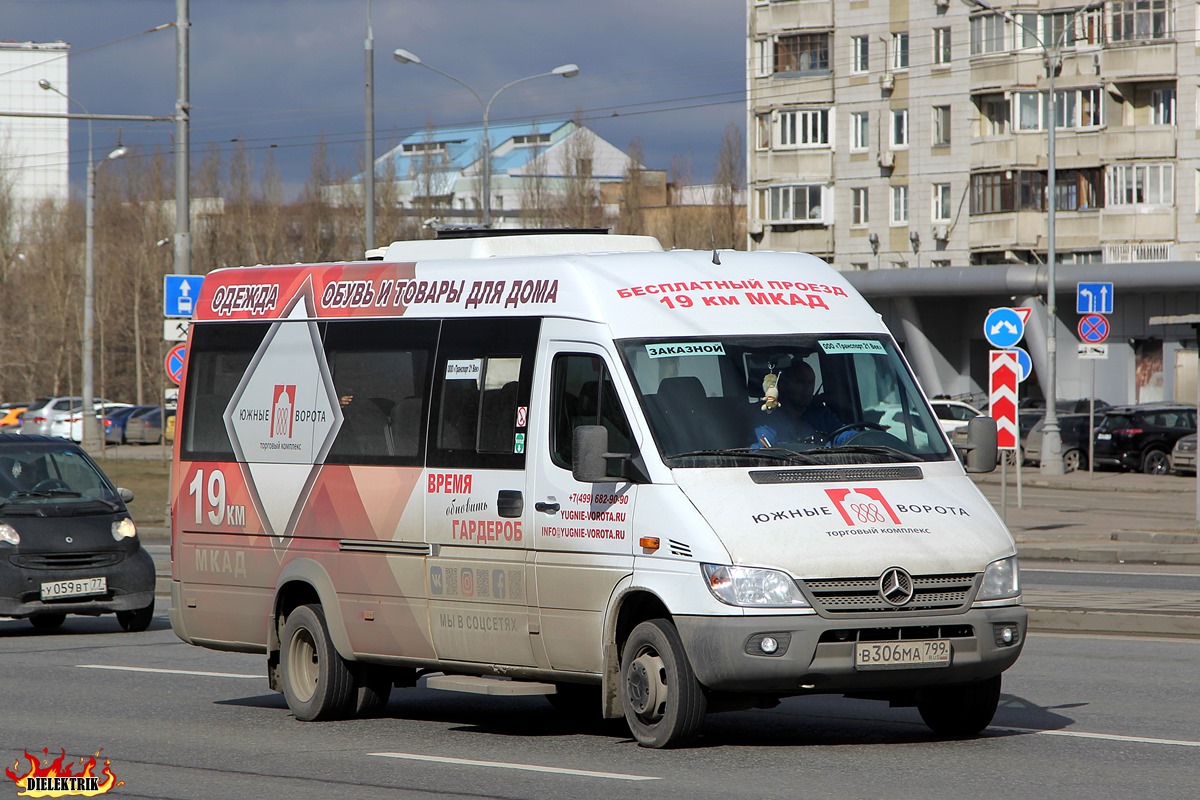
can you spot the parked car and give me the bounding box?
[1092,403,1197,474]
[124,407,174,445]
[1171,432,1197,476]
[951,407,1041,465]
[104,405,156,445]
[60,403,132,443]
[928,398,984,435]
[0,434,155,631]
[18,397,83,437]
[0,403,28,430]
[1023,413,1096,473]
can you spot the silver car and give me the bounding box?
[18,397,83,437]
[1172,432,1197,476]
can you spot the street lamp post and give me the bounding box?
[961,0,1102,475]
[39,79,126,453]
[392,50,579,227]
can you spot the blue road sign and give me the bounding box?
[1007,346,1032,383]
[165,343,187,385]
[163,275,205,318]
[984,307,1025,348]
[1076,282,1114,314]
[1078,313,1110,344]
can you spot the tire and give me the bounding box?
[917,675,1002,737]
[1062,448,1086,473]
[280,604,355,721]
[30,614,66,630]
[116,598,155,632]
[620,618,707,748]
[353,665,393,717]
[1142,449,1170,475]
[546,682,602,717]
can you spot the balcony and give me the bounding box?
[1099,40,1176,82]
[753,148,834,179]
[1102,126,1177,160]
[966,53,1043,94]
[1099,207,1176,241]
[752,0,833,33]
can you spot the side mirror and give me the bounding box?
[118,487,135,503]
[571,425,646,483]
[964,416,998,474]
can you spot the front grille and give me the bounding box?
[801,572,976,616]
[818,624,975,644]
[11,552,122,570]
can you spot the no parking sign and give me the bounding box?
[165,343,187,385]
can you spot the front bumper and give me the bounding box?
[0,546,155,618]
[675,604,1026,695]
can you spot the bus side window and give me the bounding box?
[182,323,270,459]
[550,354,634,470]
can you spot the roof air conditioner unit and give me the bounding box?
[935,0,950,7]
[878,150,895,168]
[932,225,949,240]
[880,73,895,92]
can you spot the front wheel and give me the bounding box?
[917,675,1002,737]
[1062,448,1086,473]
[280,604,355,721]
[116,598,155,632]
[1142,449,1170,475]
[620,619,706,748]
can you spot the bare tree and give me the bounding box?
[554,115,600,228]
[616,137,646,235]
[712,122,745,250]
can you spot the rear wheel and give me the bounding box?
[620,618,707,748]
[116,598,155,632]
[917,675,1002,737]
[1142,449,1170,475]
[280,604,355,721]
[1062,448,1086,473]
[30,614,66,630]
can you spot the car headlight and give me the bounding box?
[702,564,811,608]
[979,556,1020,600]
[0,523,19,546]
[111,518,137,541]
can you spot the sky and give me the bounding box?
[7,0,747,198]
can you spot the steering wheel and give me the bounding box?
[824,422,887,442]
[31,479,69,493]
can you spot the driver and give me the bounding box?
[753,362,843,447]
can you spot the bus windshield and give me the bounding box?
[616,334,953,466]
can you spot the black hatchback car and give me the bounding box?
[0,435,155,631]
[1092,404,1198,474]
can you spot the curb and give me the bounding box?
[1028,607,1200,639]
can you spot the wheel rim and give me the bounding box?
[626,649,668,722]
[1063,450,1081,473]
[287,627,319,703]
[1146,452,1168,474]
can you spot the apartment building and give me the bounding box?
[747,0,1198,270]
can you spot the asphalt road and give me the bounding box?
[2,607,1197,800]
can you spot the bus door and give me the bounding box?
[528,322,639,673]
[424,318,540,666]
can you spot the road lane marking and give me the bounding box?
[369,752,658,781]
[995,727,1200,748]
[79,664,260,679]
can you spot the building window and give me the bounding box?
[850,112,869,151]
[852,35,870,73]
[933,106,951,146]
[979,94,1009,136]
[891,109,909,148]
[776,108,831,147]
[933,27,952,64]
[891,185,909,224]
[764,184,828,224]
[1107,163,1174,206]
[512,133,550,146]
[971,169,1103,214]
[755,39,771,77]
[755,112,771,150]
[1080,88,1104,127]
[892,32,910,70]
[775,33,831,74]
[932,183,952,222]
[1109,0,1172,41]
[1151,88,1176,125]
[970,13,1008,54]
[852,187,869,225]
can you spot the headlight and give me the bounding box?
[111,518,137,541]
[0,523,19,546]
[979,556,1020,600]
[702,564,811,608]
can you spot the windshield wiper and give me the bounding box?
[807,444,922,462]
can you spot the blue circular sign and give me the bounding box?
[1007,346,1032,383]
[984,307,1025,348]
[165,344,187,385]
[1078,314,1109,344]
